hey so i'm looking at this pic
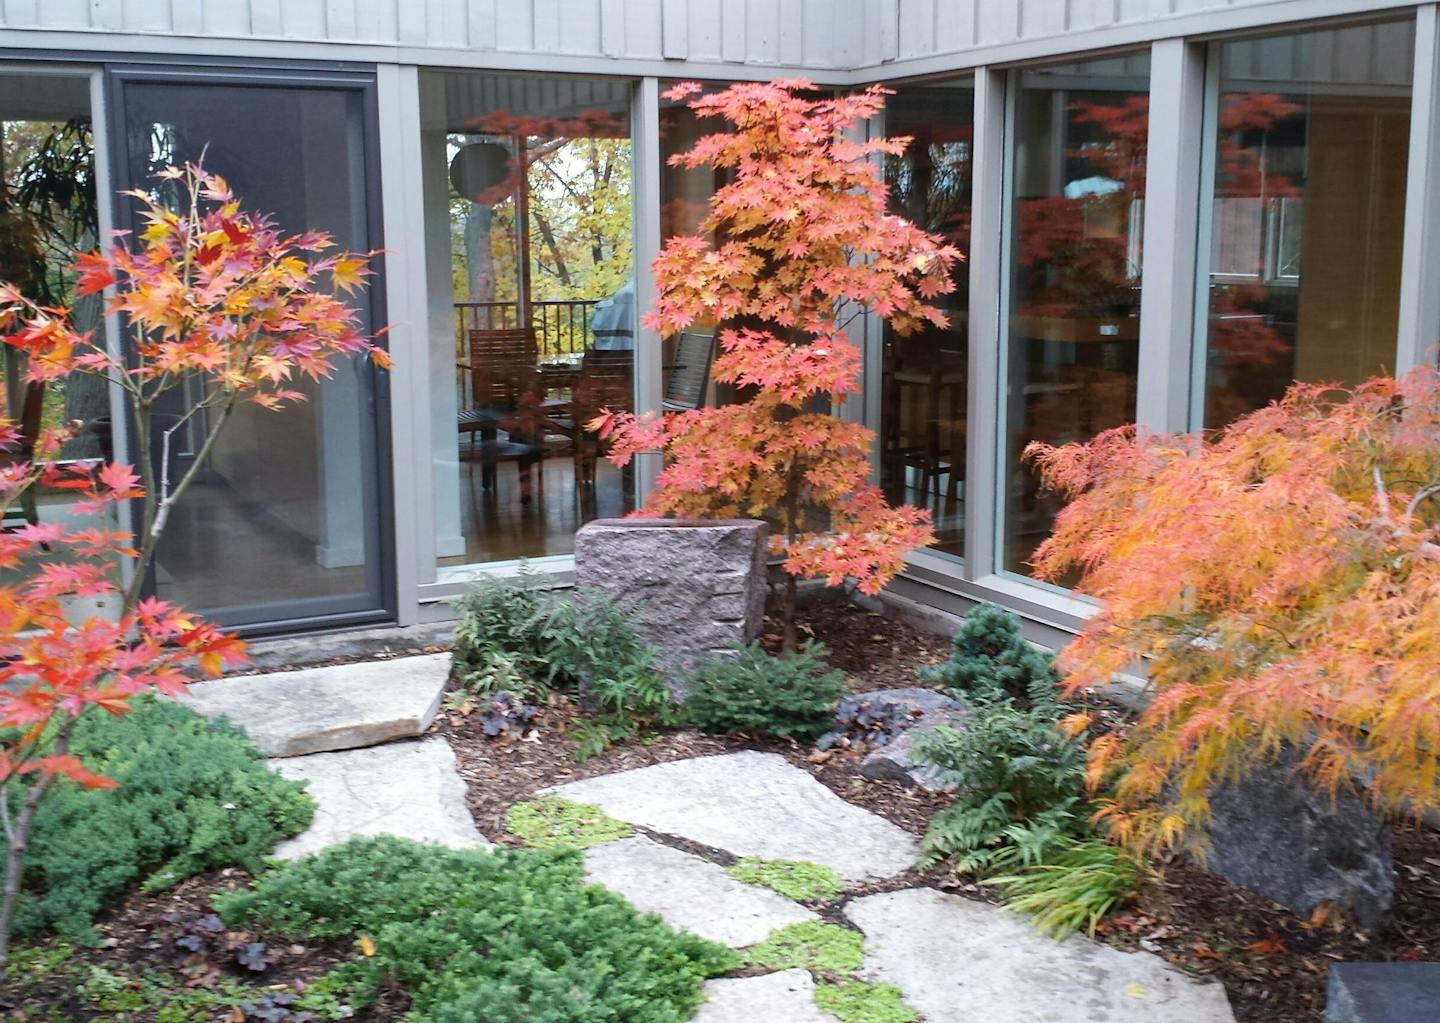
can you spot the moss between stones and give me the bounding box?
[727,857,844,903]
[815,981,919,1023]
[745,921,864,974]
[504,796,632,850]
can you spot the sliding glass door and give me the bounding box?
[110,69,392,631]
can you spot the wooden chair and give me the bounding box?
[663,331,715,412]
[1,380,46,529]
[456,327,547,500]
[882,331,966,509]
[569,349,633,490]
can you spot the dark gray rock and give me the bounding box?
[819,687,968,791]
[1201,754,1394,929]
[859,713,967,792]
[1326,963,1440,1023]
[573,518,768,693]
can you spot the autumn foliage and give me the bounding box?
[0,163,386,964]
[1027,369,1440,856]
[596,80,959,646]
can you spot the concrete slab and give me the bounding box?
[270,737,487,859]
[692,969,839,1023]
[845,888,1235,1023]
[584,835,817,947]
[548,751,918,884]
[186,653,450,757]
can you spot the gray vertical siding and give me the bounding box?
[0,0,848,69]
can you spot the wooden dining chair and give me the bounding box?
[569,349,633,489]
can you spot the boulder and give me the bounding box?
[1325,962,1440,1023]
[1200,753,1394,929]
[818,687,968,791]
[573,518,768,692]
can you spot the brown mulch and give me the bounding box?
[0,869,406,1022]
[443,595,1440,1023]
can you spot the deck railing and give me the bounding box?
[454,299,600,361]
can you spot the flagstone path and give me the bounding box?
[204,655,1235,1023]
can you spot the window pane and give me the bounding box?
[0,73,98,542]
[1200,20,1414,427]
[1001,56,1150,578]
[422,72,636,570]
[881,81,973,560]
[0,75,97,464]
[122,80,386,625]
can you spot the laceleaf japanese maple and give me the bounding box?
[7,162,388,607]
[1026,368,1440,858]
[0,162,386,966]
[595,80,960,649]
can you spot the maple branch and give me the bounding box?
[1402,482,1440,525]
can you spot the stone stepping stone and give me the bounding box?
[186,652,450,757]
[691,969,839,1023]
[584,835,817,948]
[845,888,1235,1023]
[270,737,488,859]
[549,751,918,884]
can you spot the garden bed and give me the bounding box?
[6,597,1438,1023]
[442,593,1440,1023]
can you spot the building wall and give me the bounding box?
[0,0,850,74]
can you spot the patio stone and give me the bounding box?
[844,888,1235,1023]
[583,835,817,947]
[574,518,768,691]
[548,751,918,883]
[270,737,487,859]
[185,652,450,757]
[692,969,839,1023]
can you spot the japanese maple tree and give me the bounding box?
[0,162,386,966]
[1026,368,1440,858]
[596,80,959,649]
[11,162,388,607]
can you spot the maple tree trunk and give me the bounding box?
[780,456,802,655]
[0,734,65,972]
[124,399,236,614]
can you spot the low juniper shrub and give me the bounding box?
[217,836,738,1023]
[16,696,313,939]
[684,642,847,741]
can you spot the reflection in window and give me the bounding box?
[658,83,732,413]
[1199,20,1414,427]
[0,74,98,538]
[422,72,636,570]
[881,82,973,560]
[1001,55,1150,578]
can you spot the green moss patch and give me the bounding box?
[504,796,632,850]
[727,857,844,903]
[815,981,919,1023]
[745,921,863,974]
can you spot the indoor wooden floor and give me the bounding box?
[441,455,634,566]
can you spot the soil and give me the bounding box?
[0,869,407,1022]
[442,594,1440,1023]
